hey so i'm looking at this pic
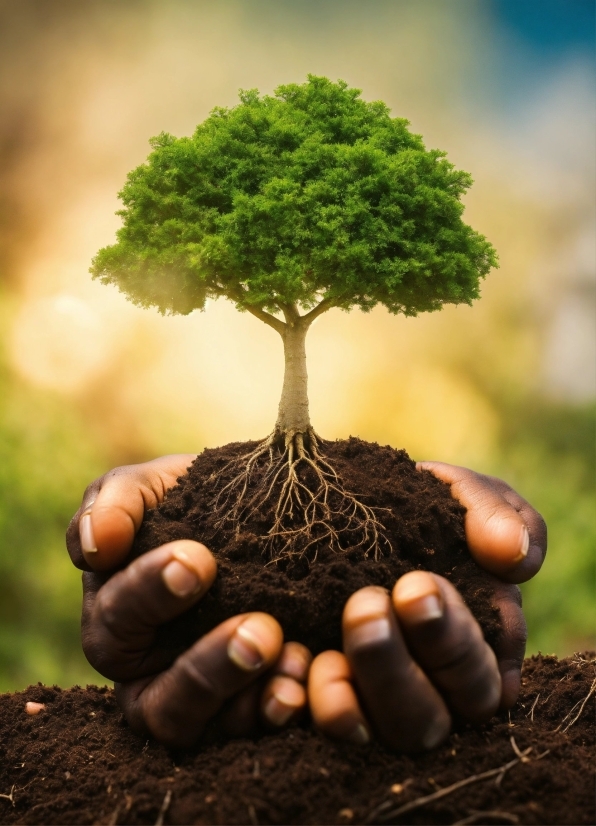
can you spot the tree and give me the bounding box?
[91,75,497,558]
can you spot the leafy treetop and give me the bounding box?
[91,75,497,320]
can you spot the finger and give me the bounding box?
[272,641,312,682]
[82,540,216,681]
[417,462,546,581]
[309,650,371,744]
[66,454,195,572]
[392,572,501,722]
[260,642,312,728]
[119,613,283,748]
[490,581,527,708]
[221,642,312,735]
[343,587,451,752]
[488,479,547,583]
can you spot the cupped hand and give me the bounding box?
[66,454,197,572]
[66,458,311,747]
[309,463,547,751]
[66,456,546,751]
[310,574,501,751]
[417,462,547,584]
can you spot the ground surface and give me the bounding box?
[0,654,594,825]
[132,438,500,656]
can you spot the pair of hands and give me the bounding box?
[66,455,546,752]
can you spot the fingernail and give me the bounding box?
[79,510,97,556]
[348,723,370,745]
[228,621,266,671]
[404,594,443,624]
[162,559,201,598]
[263,694,296,727]
[513,526,530,564]
[349,618,392,650]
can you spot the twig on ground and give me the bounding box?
[366,749,531,824]
[509,736,531,763]
[453,810,520,825]
[572,653,596,666]
[526,694,540,721]
[107,806,120,826]
[155,789,172,826]
[109,793,133,826]
[0,786,15,807]
[555,677,596,733]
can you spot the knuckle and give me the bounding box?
[432,617,485,676]
[141,689,187,746]
[505,611,528,653]
[94,587,122,635]
[175,652,224,700]
[81,627,112,676]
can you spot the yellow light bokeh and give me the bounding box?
[1,2,591,464]
[0,1,593,690]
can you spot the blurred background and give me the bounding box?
[0,0,594,691]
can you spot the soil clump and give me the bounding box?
[132,438,500,655]
[0,654,593,824]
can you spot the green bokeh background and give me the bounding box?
[0,0,594,692]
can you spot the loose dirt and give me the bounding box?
[131,438,500,656]
[0,654,593,824]
[2,438,593,823]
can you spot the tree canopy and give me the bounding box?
[91,75,497,319]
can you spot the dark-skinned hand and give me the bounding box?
[66,456,546,751]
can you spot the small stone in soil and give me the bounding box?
[25,702,45,715]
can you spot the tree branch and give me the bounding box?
[243,304,286,335]
[279,302,301,325]
[301,296,336,325]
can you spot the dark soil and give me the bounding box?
[1,654,594,825]
[132,438,501,656]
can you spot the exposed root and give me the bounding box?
[209,429,392,561]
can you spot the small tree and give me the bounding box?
[92,76,497,558]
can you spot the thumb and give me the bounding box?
[67,455,195,572]
[417,462,531,579]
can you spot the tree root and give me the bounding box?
[208,429,392,561]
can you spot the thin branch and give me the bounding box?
[301,296,336,325]
[155,789,172,826]
[555,677,596,733]
[527,693,540,721]
[509,736,530,763]
[243,305,286,335]
[0,785,15,807]
[367,749,531,823]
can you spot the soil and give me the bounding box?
[0,653,594,825]
[131,438,501,656]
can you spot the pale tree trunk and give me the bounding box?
[275,320,311,439]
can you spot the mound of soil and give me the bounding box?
[132,438,500,656]
[0,654,593,825]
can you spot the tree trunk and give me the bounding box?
[275,320,311,440]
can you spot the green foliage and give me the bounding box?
[0,321,107,690]
[92,76,497,318]
[493,402,596,655]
